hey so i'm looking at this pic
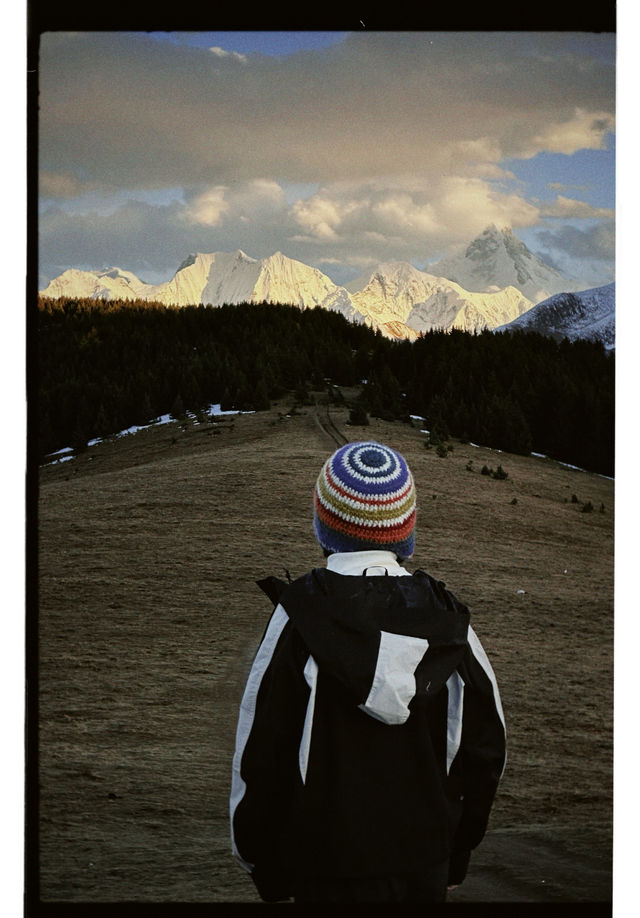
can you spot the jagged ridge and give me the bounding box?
[496,282,615,350]
[39,226,611,344]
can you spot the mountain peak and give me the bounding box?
[430,226,573,303]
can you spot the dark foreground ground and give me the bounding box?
[32,396,615,913]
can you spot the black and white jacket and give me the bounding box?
[230,550,506,902]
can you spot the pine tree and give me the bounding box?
[170,394,185,420]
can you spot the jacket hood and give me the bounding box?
[259,562,470,726]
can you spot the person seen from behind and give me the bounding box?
[230,440,506,903]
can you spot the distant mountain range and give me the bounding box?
[39,225,615,348]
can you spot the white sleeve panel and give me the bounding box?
[467,624,507,776]
[359,630,430,725]
[299,655,319,784]
[229,603,289,871]
[467,625,506,731]
[446,671,465,774]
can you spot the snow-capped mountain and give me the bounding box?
[40,228,599,340]
[147,249,358,318]
[40,252,533,339]
[347,261,532,336]
[40,266,151,301]
[428,224,576,304]
[40,250,360,325]
[496,282,615,350]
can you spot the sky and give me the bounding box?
[36,28,616,292]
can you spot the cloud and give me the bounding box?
[531,221,615,285]
[38,31,615,195]
[36,31,615,289]
[289,175,541,264]
[536,221,615,262]
[530,108,615,156]
[39,169,615,288]
[208,46,248,64]
[39,171,98,199]
[184,179,287,227]
[538,195,614,219]
[39,182,291,285]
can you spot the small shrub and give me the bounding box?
[571,494,579,504]
[480,463,508,480]
[510,497,518,505]
[348,405,370,426]
[436,442,448,458]
[581,501,594,513]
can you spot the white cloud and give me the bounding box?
[184,186,229,227]
[183,179,287,227]
[452,137,504,164]
[538,195,615,219]
[208,46,248,64]
[530,108,615,156]
[289,176,541,257]
[435,176,540,233]
[370,195,438,235]
[290,193,365,241]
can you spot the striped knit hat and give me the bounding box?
[313,441,417,559]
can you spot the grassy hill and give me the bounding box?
[34,394,614,903]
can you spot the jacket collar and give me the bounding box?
[325,550,411,577]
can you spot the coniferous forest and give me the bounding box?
[35,296,615,476]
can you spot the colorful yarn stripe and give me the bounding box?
[312,441,417,559]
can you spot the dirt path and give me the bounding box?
[34,397,614,905]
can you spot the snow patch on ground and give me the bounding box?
[42,404,253,466]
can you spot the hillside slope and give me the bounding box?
[37,399,613,903]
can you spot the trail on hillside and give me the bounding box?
[312,401,349,448]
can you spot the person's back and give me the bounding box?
[230,441,506,903]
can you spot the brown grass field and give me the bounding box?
[35,393,615,904]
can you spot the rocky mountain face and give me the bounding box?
[496,282,615,350]
[40,226,611,345]
[347,261,532,336]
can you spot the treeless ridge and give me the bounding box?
[36,396,614,903]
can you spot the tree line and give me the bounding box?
[34,296,615,476]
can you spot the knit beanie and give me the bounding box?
[313,441,417,559]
